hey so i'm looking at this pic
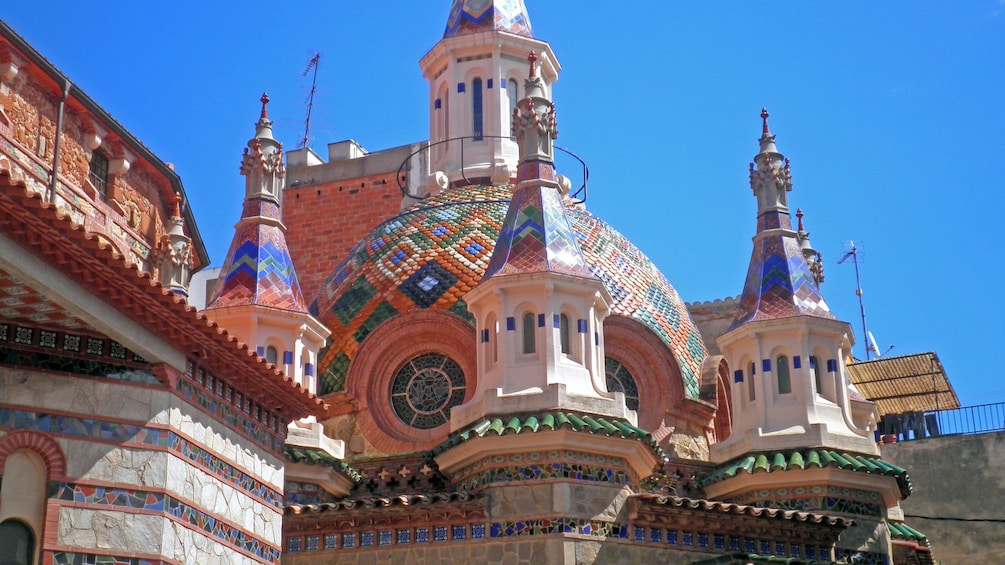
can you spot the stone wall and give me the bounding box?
[0,367,285,564]
[881,431,1005,564]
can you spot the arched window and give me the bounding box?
[265,346,278,365]
[507,78,519,140]
[747,361,756,402]
[777,356,792,394]
[522,312,536,354]
[0,519,34,565]
[559,314,571,354]
[472,78,484,140]
[810,356,822,395]
[605,358,640,410]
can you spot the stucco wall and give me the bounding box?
[881,431,1005,564]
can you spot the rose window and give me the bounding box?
[390,353,466,429]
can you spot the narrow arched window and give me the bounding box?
[472,78,484,140]
[747,361,756,402]
[0,520,35,565]
[507,79,518,140]
[559,314,571,354]
[522,313,536,354]
[810,356,822,395]
[492,318,499,363]
[777,356,791,394]
[266,346,278,365]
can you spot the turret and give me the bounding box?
[419,0,561,192]
[714,109,876,462]
[451,53,632,431]
[202,95,335,456]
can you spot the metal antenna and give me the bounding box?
[300,52,321,149]
[837,241,873,360]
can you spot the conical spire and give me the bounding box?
[444,0,532,38]
[734,109,833,325]
[481,53,590,281]
[207,94,307,313]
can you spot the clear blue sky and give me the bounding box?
[4,2,1003,406]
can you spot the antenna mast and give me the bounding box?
[838,242,873,360]
[300,52,321,149]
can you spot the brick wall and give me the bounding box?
[283,172,403,302]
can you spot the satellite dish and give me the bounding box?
[868,331,881,358]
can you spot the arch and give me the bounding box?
[471,77,484,140]
[603,316,713,445]
[521,311,537,355]
[699,355,732,443]
[0,520,34,565]
[776,355,792,395]
[0,430,66,481]
[506,78,519,140]
[811,345,836,402]
[346,310,477,454]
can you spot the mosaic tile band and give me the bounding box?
[50,552,168,565]
[0,406,283,508]
[53,482,280,563]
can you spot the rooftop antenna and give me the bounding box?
[838,241,874,360]
[300,51,321,149]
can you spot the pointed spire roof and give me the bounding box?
[733,109,833,326]
[206,94,308,313]
[444,0,533,38]
[481,53,591,280]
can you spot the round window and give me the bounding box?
[390,353,466,429]
[605,357,640,410]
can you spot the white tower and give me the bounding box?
[712,109,878,462]
[419,0,560,192]
[450,53,632,431]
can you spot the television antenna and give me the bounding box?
[300,51,321,149]
[837,241,875,360]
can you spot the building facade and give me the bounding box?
[0,1,944,564]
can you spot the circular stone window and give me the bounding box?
[606,357,640,410]
[390,353,467,429]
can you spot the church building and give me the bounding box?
[0,1,936,564]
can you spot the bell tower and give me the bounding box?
[419,0,561,192]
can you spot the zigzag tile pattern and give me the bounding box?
[444,0,532,38]
[210,222,307,312]
[312,184,705,400]
[483,185,590,279]
[734,215,833,325]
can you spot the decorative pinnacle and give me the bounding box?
[528,51,538,79]
[171,192,182,218]
[760,107,771,136]
[259,92,270,120]
[796,208,804,231]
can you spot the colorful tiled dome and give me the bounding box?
[443,0,532,39]
[311,184,707,400]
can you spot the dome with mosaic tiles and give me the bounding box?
[310,184,708,401]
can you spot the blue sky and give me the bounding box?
[4,2,1003,406]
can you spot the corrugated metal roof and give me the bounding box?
[846,352,960,415]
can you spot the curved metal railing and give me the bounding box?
[395,135,589,203]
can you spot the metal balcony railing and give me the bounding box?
[396,135,589,202]
[879,401,1005,442]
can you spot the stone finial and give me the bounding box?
[528,51,538,79]
[760,107,770,136]
[171,192,182,218]
[796,208,804,232]
[260,92,270,120]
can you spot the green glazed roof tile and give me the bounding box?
[430,411,665,462]
[697,448,912,498]
[283,445,364,484]
[888,521,929,544]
